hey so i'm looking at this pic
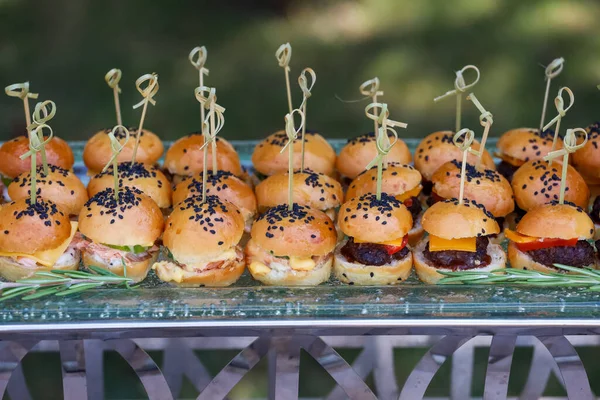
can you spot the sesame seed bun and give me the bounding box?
[414,131,495,181]
[255,171,342,213]
[9,165,88,217]
[252,130,336,177]
[153,256,245,287]
[572,122,600,184]
[78,187,164,247]
[87,162,172,209]
[336,132,412,179]
[515,202,594,240]
[345,163,422,202]
[164,195,244,265]
[333,240,413,285]
[82,251,157,284]
[431,161,514,218]
[338,193,412,243]
[512,160,589,212]
[0,135,74,179]
[496,128,560,166]
[422,199,500,239]
[83,128,164,175]
[507,241,595,274]
[172,171,257,224]
[164,134,243,178]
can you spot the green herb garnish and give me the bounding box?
[105,244,149,254]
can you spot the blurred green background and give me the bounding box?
[1,0,599,142]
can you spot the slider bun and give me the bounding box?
[252,130,336,176]
[0,135,74,179]
[516,202,594,240]
[496,128,559,165]
[9,165,88,216]
[571,123,600,183]
[82,250,157,283]
[422,200,500,239]
[345,163,421,201]
[0,254,79,282]
[153,258,245,287]
[247,249,333,286]
[336,132,412,179]
[508,242,595,274]
[83,128,164,175]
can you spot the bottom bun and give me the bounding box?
[248,256,333,286]
[83,251,158,283]
[0,254,80,282]
[152,258,245,287]
[333,244,413,285]
[508,242,596,273]
[413,238,507,284]
[408,214,424,247]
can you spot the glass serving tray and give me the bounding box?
[1,138,600,326]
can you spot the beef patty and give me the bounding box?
[341,237,410,266]
[423,236,491,270]
[526,240,595,268]
[496,160,519,182]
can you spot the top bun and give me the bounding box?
[431,160,514,217]
[345,163,422,202]
[255,171,342,212]
[336,132,412,179]
[572,123,600,184]
[517,202,594,240]
[496,128,560,166]
[0,135,74,179]
[0,198,71,253]
[512,160,589,211]
[79,186,163,246]
[414,131,495,181]
[338,193,413,243]
[83,128,164,175]
[251,203,337,258]
[9,165,88,216]
[422,199,500,239]
[252,131,336,177]
[164,134,243,177]
[87,162,172,209]
[164,195,244,264]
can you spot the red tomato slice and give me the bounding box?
[516,237,578,252]
[383,236,409,255]
[403,197,413,208]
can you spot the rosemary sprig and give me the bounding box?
[0,266,133,301]
[438,264,600,290]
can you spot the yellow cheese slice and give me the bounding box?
[249,261,271,275]
[353,236,406,246]
[289,257,316,271]
[396,185,422,202]
[505,229,539,244]
[429,234,476,252]
[0,222,78,267]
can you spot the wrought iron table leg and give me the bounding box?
[268,337,301,400]
[0,341,35,400]
[84,339,105,400]
[325,338,375,400]
[59,340,88,400]
[372,336,399,400]
[450,337,476,400]
[484,335,517,400]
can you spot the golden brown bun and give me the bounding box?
[79,187,164,246]
[516,202,594,240]
[172,171,257,223]
[165,195,244,264]
[255,171,342,212]
[252,130,336,176]
[82,250,157,283]
[338,193,412,242]
[152,257,245,287]
[512,160,589,211]
[431,161,514,217]
[0,198,71,253]
[508,242,595,273]
[83,128,164,175]
[336,132,412,179]
[0,135,74,179]
[87,162,172,209]
[413,238,506,284]
[572,123,600,183]
[164,134,243,177]
[333,242,412,285]
[0,254,79,282]
[345,163,422,201]
[9,165,88,216]
[414,131,495,180]
[422,199,500,239]
[496,128,560,166]
[251,203,336,258]
[247,251,333,286]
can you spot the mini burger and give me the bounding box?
[572,122,600,185]
[430,160,514,242]
[345,163,424,245]
[252,130,336,179]
[77,186,164,283]
[172,170,257,232]
[414,131,495,195]
[495,128,559,181]
[9,164,88,218]
[153,195,246,287]
[413,199,506,284]
[83,127,164,175]
[246,203,337,286]
[507,201,596,273]
[0,198,79,281]
[164,133,244,184]
[334,193,413,285]
[336,132,411,183]
[0,135,74,182]
[87,162,172,211]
